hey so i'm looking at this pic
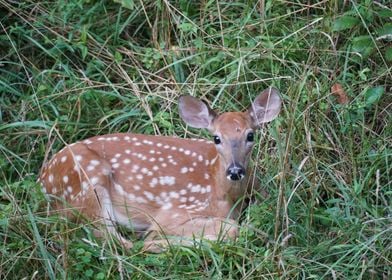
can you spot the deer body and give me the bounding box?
[38,88,281,252]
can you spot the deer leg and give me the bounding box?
[91,185,134,249]
[143,216,238,252]
[49,147,134,250]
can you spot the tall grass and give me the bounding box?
[0,0,391,278]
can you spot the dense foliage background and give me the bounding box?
[0,0,391,278]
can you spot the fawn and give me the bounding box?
[38,88,281,252]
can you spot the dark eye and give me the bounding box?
[213,136,221,145]
[246,132,254,142]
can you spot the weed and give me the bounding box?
[0,0,390,279]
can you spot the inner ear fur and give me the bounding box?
[248,87,282,127]
[178,95,217,129]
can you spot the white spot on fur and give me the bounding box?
[159,176,176,186]
[169,191,179,199]
[180,167,188,174]
[179,189,187,195]
[63,176,69,183]
[149,178,158,188]
[90,177,99,185]
[132,165,140,173]
[143,191,155,201]
[210,155,219,165]
[87,165,95,171]
[102,167,111,175]
[190,184,201,193]
[162,202,172,210]
[136,196,147,203]
[114,183,125,195]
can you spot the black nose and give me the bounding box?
[226,164,245,181]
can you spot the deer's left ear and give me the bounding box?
[248,87,281,128]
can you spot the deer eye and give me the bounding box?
[246,132,254,142]
[213,136,221,145]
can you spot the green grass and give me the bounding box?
[1,0,391,278]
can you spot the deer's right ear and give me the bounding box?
[179,95,216,129]
[248,87,281,128]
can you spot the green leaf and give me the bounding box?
[179,22,196,33]
[377,23,392,40]
[364,86,384,106]
[193,37,203,49]
[85,269,94,277]
[377,7,392,18]
[114,50,123,63]
[352,36,374,58]
[385,47,392,62]
[113,0,134,10]
[80,25,88,44]
[332,16,360,31]
[79,44,88,60]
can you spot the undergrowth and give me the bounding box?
[0,0,391,279]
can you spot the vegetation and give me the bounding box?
[1,0,391,278]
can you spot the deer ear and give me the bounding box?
[248,87,281,127]
[179,95,217,129]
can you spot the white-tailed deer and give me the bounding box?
[38,88,281,252]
